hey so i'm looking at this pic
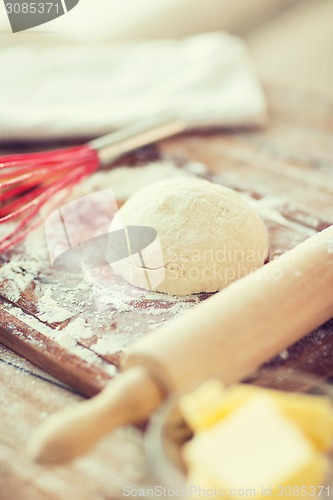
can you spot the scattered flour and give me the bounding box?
[2,158,329,383]
[63,317,94,339]
[37,288,74,323]
[104,364,118,376]
[71,161,197,202]
[0,229,47,301]
[279,350,289,360]
[3,303,58,339]
[0,260,37,302]
[93,338,123,356]
[3,302,112,369]
[184,161,208,176]
[244,196,315,237]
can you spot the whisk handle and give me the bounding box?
[89,114,187,167]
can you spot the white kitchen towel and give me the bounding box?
[0,32,266,141]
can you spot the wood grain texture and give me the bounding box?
[1,87,333,395]
[0,345,155,500]
[0,88,332,497]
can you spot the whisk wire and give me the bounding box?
[0,146,99,252]
[0,116,186,254]
[0,160,98,252]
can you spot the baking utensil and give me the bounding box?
[29,225,333,464]
[0,115,186,253]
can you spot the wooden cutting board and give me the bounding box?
[1,87,333,397]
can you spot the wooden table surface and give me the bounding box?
[0,87,333,499]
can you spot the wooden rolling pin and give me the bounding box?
[29,226,333,464]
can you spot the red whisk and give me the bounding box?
[0,116,185,253]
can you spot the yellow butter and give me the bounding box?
[183,394,329,499]
[178,378,227,432]
[180,380,333,451]
[270,390,333,452]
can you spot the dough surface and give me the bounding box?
[109,178,268,296]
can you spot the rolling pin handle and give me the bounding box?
[29,367,164,464]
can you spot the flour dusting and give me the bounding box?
[1,158,331,381]
[0,160,206,375]
[72,161,197,202]
[37,288,74,323]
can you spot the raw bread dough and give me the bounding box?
[109,178,269,296]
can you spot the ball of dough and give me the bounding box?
[109,177,268,296]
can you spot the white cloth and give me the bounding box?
[0,32,266,141]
